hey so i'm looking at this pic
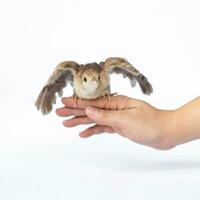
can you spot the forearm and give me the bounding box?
[160,96,200,148]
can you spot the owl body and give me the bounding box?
[73,78,110,99]
[73,63,110,99]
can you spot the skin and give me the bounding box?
[56,95,200,150]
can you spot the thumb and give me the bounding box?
[85,107,120,127]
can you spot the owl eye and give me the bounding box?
[98,76,100,80]
[84,77,87,82]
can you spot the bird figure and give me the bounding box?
[35,57,153,115]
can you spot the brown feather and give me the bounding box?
[35,61,79,115]
[104,57,153,95]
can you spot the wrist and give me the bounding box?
[155,109,179,150]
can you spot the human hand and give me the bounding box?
[56,95,177,150]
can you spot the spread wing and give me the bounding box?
[35,61,79,115]
[103,57,153,95]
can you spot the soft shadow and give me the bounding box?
[79,153,200,172]
[116,160,200,171]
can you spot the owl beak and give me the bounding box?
[92,77,98,82]
[90,78,99,88]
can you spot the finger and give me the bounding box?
[62,95,137,110]
[63,116,93,127]
[79,125,115,138]
[85,107,124,127]
[56,107,85,117]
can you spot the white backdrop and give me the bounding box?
[0,0,200,199]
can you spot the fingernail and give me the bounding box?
[79,132,87,138]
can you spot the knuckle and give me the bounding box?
[118,95,127,100]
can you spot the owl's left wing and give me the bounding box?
[35,61,79,115]
[103,57,153,95]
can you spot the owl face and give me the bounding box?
[81,69,101,92]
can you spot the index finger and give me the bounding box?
[61,95,137,110]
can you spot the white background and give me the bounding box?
[0,0,200,199]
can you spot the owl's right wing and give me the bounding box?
[103,57,153,95]
[35,61,79,115]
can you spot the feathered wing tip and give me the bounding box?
[137,74,153,95]
[35,84,57,115]
[35,87,44,111]
[35,77,67,115]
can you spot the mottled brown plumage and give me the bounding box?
[35,57,153,115]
